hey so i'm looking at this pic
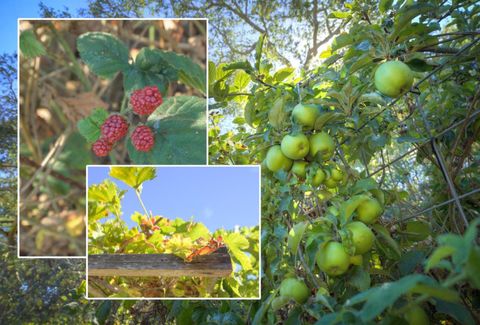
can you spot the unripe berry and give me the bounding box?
[92,138,112,157]
[101,114,129,143]
[131,125,155,152]
[130,85,163,116]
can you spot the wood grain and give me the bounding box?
[88,247,232,277]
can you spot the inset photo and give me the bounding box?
[86,166,260,299]
[19,19,207,257]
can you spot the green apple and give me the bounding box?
[374,61,414,98]
[324,177,337,188]
[265,145,293,172]
[356,198,383,224]
[291,161,308,178]
[292,103,319,129]
[279,278,310,303]
[316,241,350,276]
[330,168,344,181]
[405,306,429,325]
[346,221,375,255]
[281,133,310,160]
[309,132,335,161]
[311,169,326,186]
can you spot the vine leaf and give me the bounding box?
[223,233,251,270]
[109,166,156,191]
[77,32,130,78]
[88,180,125,222]
[127,96,206,164]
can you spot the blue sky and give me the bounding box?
[0,0,87,53]
[88,166,260,231]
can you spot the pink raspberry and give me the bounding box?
[92,138,112,157]
[131,125,155,152]
[101,114,129,143]
[130,85,163,116]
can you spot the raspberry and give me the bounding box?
[130,85,163,116]
[131,125,155,152]
[101,114,129,143]
[92,138,112,157]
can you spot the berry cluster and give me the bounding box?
[91,85,161,157]
[92,114,129,157]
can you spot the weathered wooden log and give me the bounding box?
[88,247,232,277]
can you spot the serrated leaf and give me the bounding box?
[76,108,109,143]
[109,167,156,190]
[123,64,176,96]
[77,32,129,78]
[149,49,205,94]
[274,67,295,82]
[88,179,125,220]
[224,232,251,270]
[127,96,206,164]
[20,30,46,58]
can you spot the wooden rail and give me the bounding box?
[88,247,232,277]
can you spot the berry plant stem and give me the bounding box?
[135,188,150,218]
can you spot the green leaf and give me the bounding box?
[232,70,251,91]
[127,96,206,164]
[88,179,125,220]
[268,97,287,129]
[274,67,295,82]
[109,167,156,190]
[332,33,354,51]
[76,108,109,143]
[435,300,476,325]
[329,11,351,19]
[20,30,46,58]
[372,224,402,259]
[425,245,455,271]
[77,32,129,78]
[95,301,112,325]
[348,53,374,74]
[379,0,393,13]
[149,49,206,94]
[223,61,254,73]
[186,222,211,241]
[224,232,251,270]
[391,3,436,40]
[465,247,480,289]
[350,267,371,291]
[287,222,308,255]
[255,34,266,71]
[409,283,459,302]
[252,292,277,325]
[123,65,176,96]
[346,274,431,322]
[314,112,345,130]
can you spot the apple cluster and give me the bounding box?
[264,103,346,190]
